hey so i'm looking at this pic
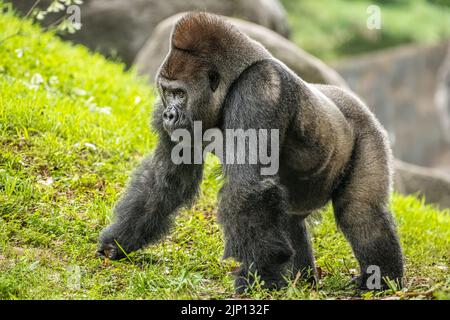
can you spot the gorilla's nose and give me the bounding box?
[163,107,179,126]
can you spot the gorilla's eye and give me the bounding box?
[170,89,186,100]
[174,89,186,100]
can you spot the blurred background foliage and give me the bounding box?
[281,0,450,61]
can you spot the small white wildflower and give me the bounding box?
[36,11,47,21]
[15,48,23,58]
[134,96,142,104]
[49,76,59,86]
[84,142,97,151]
[30,73,44,87]
[85,96,96,106]
[71,22,82,31]
[86,96,112,115]
[73,88,87,96]
[349,268,358,275]
[436,265,448,271]
[93,106,111,115]
[38,177,54,186]
[28,261,40,270]
[47,1,65,13]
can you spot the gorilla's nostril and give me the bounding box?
[163,108,179,125]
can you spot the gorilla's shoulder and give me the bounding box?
[231,59,298,94]
[226,59,292,107]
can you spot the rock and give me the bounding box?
[334,42,450,169]
[8,0,290,66]
[394,160,450,209]
[134,13,347,87]
[7,0,57,14]
[435,43,450,152]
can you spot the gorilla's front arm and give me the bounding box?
[98,135,203,259]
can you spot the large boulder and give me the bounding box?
[8,0,290,66]
[134,13,347,87]
[435,43,450,158]
[395,160,450,209]
[334,42,450,170]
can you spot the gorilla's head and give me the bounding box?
[156,12,270,136]
[156,47,221,135]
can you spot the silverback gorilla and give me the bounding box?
[98,12,403,292]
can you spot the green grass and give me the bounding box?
[0,8,449,300]
[281,0,450,61]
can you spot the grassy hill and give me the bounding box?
[0,8,449,299]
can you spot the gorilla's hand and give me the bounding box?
[234,265,288,294]
[97,225,127,260]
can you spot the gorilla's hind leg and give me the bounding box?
[332,134,403,290]
[286,214,317,284]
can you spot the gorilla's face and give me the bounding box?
[157,47,221,136]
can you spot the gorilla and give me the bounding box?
[98,12,404,292]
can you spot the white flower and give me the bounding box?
[84,142,97,151]
[30,73,44,87]
[38,177,54,186]
[93,106,111,115]
[73,88,87,96]
[49,76,59,86]
[15,48,23,58]
[134,96,142,104]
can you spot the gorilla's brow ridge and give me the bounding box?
[172,45,202,57]
[159,73,176,81]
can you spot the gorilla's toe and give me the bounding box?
[234,277,248,295]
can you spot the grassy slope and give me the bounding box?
[281,0,450,61]
[0,10,449,300]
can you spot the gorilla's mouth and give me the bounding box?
[162,117,178,133]
[162,111,192,135]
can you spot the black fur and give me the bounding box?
[98,12,403,293]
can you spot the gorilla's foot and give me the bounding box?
[350,274,402,291]
[233,267,287,294]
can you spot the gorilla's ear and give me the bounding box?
[208,69,220,92]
